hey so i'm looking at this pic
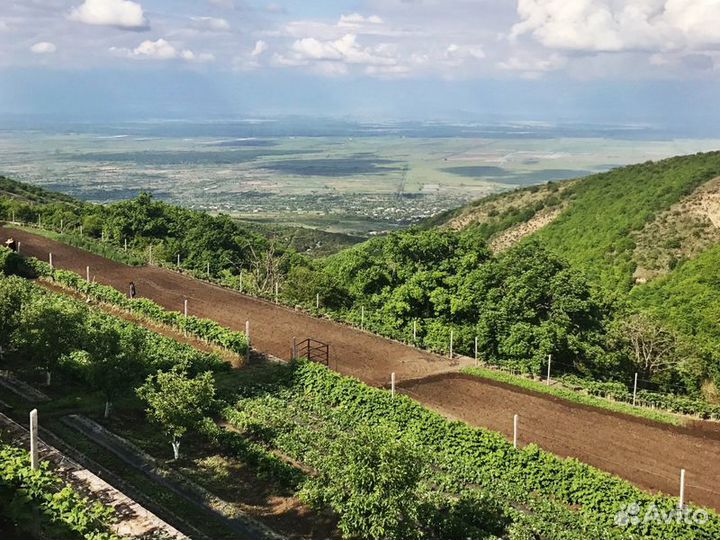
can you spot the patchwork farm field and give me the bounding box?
[5,225,720,513]
[2,126,719,234]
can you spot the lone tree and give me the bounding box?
[137,366,216,460]
[621,313,680,379]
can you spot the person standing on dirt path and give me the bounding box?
[129,281,137,299]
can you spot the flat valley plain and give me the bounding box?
[2,126,719,235]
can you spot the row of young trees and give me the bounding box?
[0,273,222,459]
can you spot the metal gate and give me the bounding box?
[295,338,329,366]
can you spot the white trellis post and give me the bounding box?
[361,306,365,330]
[79,225,83,235]
[184,299,188,318]
[177,254,181,268]
[316,292,320,310]
[101,230,105,242]
[86,266,90,282]
[207,262,210,277]
[633,373,638,407]
[449,330,454,359]
[148,245,153,265]
[679,469,686,509]
[413,320,417,342]
[245,320,251,362]
[546,354,552,385]
[48,253,53,269]
[30,409,39,471]
[16,241,21,254]
[474,336,478,365]
[391,372,396,398]
[60,219,64,231]
[124,238,128,251]
[513,414,519,449]
[275,282,279,303]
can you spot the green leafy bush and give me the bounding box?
[0,444,117,540]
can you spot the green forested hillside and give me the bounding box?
[631,244,720,372]
[422,151,720,398]
[534,152,720,292]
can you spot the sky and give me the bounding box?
[1,0,720,129]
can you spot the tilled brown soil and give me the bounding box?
[5,227,720,510]
[400,373,720,510]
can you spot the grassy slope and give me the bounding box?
[426,152,720,293]
[534,152,720,292]
[631,244,720,356]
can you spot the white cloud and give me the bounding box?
[281,14,416,40]
[69,0,147,29]
[191,16,230,32]
[251,40,268,57]
[112,39,213,62]
[289,34,397,66]
[30,42,57,54]
[134,38,176,59]
[445,43,485,66]
[511,0,720,53]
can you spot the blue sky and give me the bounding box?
[2,0,720,128]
